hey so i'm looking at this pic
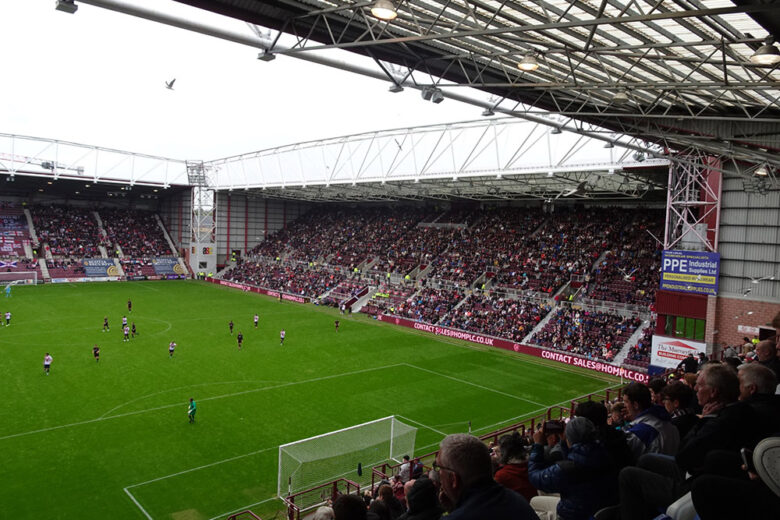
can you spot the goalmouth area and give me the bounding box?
[0,280,620,519]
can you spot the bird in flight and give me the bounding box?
[165,78,176,90]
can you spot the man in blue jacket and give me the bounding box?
[622,382,680,461]
[528,417,619,520]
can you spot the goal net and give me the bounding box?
[278,415,416,497]
[0,271,38,286]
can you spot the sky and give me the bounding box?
[0,0,484,161]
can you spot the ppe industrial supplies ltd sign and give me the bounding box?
[660,250,720,296]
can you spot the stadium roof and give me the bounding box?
[11,0,778,202]
[165,0,779,174]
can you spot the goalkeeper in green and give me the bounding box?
[188,398,197,423]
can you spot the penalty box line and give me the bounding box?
[401,363,548,408]
[0,363,406,443]
[120,363,407,518]
[123,446,278,520]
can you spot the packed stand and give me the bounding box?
[222,259,345,298]
[0,202,30,258]
[361,284,416,316]
[100,208,172,258]
[329,209,426,270]
[32,204,103,257]
[623,318,656,368]
[583,211,663,306]
[46,258,87,278]
[438,293,551,342]
[394,287,465,324]
[433,207,479,226]
[248,208,370,264]
[531,307,642,361]
[492,207,628,296]
[370,225,457,276]
[320,280,367,308]
[120,258,156,277]
[426,208,545,287]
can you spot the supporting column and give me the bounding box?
[187,161,217,276]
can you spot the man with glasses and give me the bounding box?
[618,363,750,520]
[434,433,539,520]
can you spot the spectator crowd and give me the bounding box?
[319,322,780,520]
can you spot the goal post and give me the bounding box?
[0,271,38,286]
[278,415,417,497]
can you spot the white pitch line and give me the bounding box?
[402,363,547,407]
[0,363,405,442]
[124,487,154,520]
[395,414,448,437]
[99,379,288,419]
[474,381,625,435]
[126,446,277,489]
[373,321,616,384]
[207,497,279,520]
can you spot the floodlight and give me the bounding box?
[371,0,397,21]
[603,141,614,148]
[55,0,78,14]
[613,90,629,105]
[633,152,646,162]
[482,108,495,117]
[550,127,562,135]
[755,165,768,177]
[257,50,276,62]
[388,83,404,93]
[430,89,444,104]
[750,40,780,66]
[517,55,539,72]
[421,87,434,101]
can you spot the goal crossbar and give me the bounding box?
[277,415,416,498]
[0,271,38,285]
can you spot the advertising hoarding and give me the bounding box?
[650,335,706,370]
[660,250,720,296]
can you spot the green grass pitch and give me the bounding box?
[0,280,619,519]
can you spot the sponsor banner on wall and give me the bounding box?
[51,276,120,283]
[127,275,147,281]
[206,277,646,381]
[650,335,706,370]
[209,278,310,304]
[152,257,187,276]
[660,250,720,296]
[376,314,649,382]
[737,325,760,335]
[83,258,119,277]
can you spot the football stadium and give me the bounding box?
[1,1,779,520]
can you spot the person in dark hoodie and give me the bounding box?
[621,382,680,462]
[574,400,632,471]
[398,477,443,520]
[528,416,619,520]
